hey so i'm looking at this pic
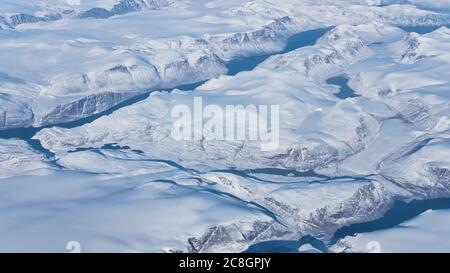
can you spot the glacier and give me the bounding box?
[0,0,450,253]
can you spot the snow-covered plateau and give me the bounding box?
[1,0,450,253]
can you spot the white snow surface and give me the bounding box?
[335,209,450,253]
[1,0,450,253]
[1,0,449,129]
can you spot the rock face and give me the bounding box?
[207,16,300,59]
[39,92,140,126]
[0,93,34,130]
[4,13,62,27]
[79,0,171,19]
[79,8,112,19]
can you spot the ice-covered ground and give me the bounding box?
[1,0,450,253]
[1,0,449,129]
[335,209,450,253]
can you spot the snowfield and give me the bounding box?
[1,0,450,253]
[333,208,450,253]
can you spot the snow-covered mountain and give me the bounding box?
[0,0,173,28]
[1,0,450,130]
[1,0,450,253]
